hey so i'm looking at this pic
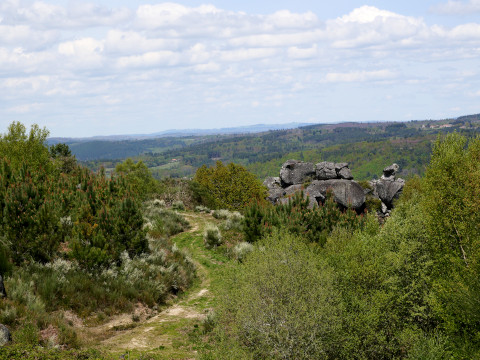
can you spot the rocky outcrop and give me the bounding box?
[264,160,405,215]
[265,160,365,211]
[279,160,315,186]
[371,163,405,216]
[306,180,364,209]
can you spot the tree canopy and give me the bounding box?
[194,161,266,211]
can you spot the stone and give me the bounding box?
[263,177,284,204]
[306,179,365,210]
[315,162,337,180]
[275,184,320,208]
[0,324,11,347]
[266,188,284,205]
[381,202,388,214]
[375,178,405,208]
[263,177,281,190]
[279,160,315,186]
[337,167,353,180]
[335,163,349,171]
[382,163,399,179]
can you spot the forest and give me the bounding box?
[0,120,479,359]
[72,114,480,181]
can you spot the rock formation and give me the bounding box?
[264,160,365,211]
[370,163,405,215]
[263,160,405,215]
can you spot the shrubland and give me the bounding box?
[1,120,479,359]
[0,122,196,353]
[202,133,480,359]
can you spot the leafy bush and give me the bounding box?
[212,209,231,219]
[223,212,244,231]
[232,242,253,262]
[172,200,185,211]
[213,231,342,359]
[243,191,366,245]
[203,224,222,249]
[146,208,190,238]
[194,161,267,211]
[195,205,210,213]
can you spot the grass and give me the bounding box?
[89,212,231,359]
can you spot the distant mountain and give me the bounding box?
[48,122,313,144]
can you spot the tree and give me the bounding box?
[50,143,77,174]
[194,161,266,211]
[420,133,480,336]
[0,122,51,172]
[115,158,157,199]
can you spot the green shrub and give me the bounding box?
[243,191,366,245]
[223,212,244,231]
[195,205,210,213]
[203,224,222,249]
[212,209,231,219]
[194,161,267,211]
[13,321,40,346]
[172,200,185,211]
[214,231,342,359]
[0,306,17,326]
[232,242,253,262]
[147,209,190,238]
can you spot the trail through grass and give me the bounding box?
[85,212,226,359]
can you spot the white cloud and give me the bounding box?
[104,30,180,55]
[0,1,132,28]
[117,51,181,68]
[1,2,480,136]
[220,48,278,62]
[287,45,318,59]
[327,6,427,48]
[324,70,397,83]
[431,0,480,15]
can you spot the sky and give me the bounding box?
[1,0,480,137]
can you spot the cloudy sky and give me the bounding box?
[1,0,480,137]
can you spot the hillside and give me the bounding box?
[78,114,479,180]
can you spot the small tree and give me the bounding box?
[194,161,266,211]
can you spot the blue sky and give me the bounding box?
[1,0,479,137]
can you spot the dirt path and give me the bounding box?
[88,212,219,359]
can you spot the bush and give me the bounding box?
[212,209,231,219]
[195,205,210,213]
[232,242,253,262]
[172,200,185,211]
[213,231,342,359]
[194,161,267,211]
[223,212,244,231]
[243,192,366,245]
[203,224,222,249]
[147,208,190,238]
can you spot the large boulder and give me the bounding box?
[382,163,399,181]
[306,180,365,210]
[279,160,315,186]
[374,178,405,208]
[0,324,11,347]
[263,177,283,204]
[277,185,318,208]
[315,162,337,180]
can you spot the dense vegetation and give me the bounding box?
[0,122,195,352]
[2,118,480,359]
[203,132,480,359]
